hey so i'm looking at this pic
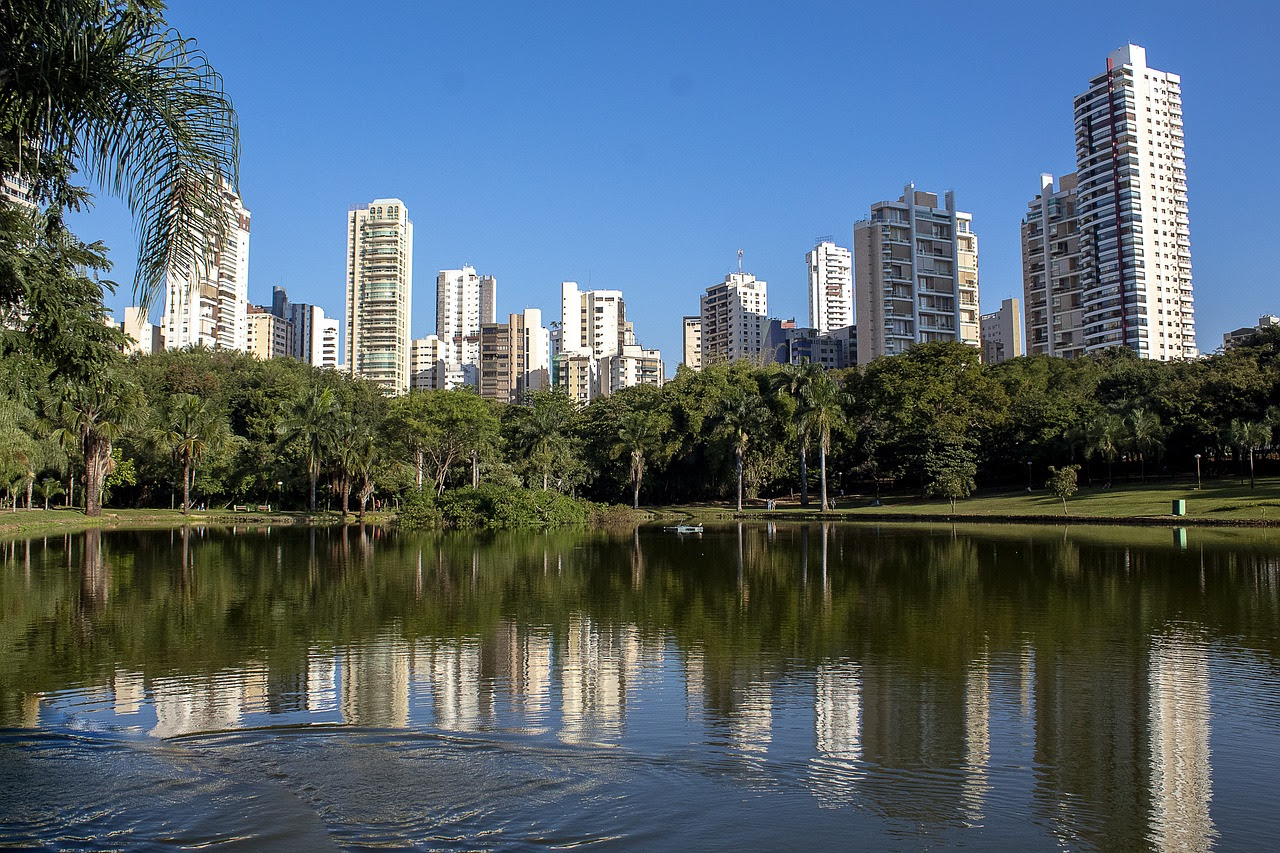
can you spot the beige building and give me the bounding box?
[681,315,702,370]
[410,335,448,391]
[346,198,413,395]
[699,271,768,365]
[479,309,551,402]
[980,297,1024,364]
[1022,173,1085,358]
[853,184,979,364]
[246,305,295,360]
[121,306,163,356]
[600,344,664,397]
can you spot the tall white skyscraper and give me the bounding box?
[853,185,979,364]
[559,281,627,358]
[1073,44,1195,360]
[163,180,250,351]
[346,199,413,395]
[699,271,768,365]
[437,266,496,385]
[806,240,853,334]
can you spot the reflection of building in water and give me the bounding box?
[962,654,991,821]
[730,681,773,759]
[809,663,862,807]
[420,639,488,731]
[560,614,640,744]
[113,670,145,715]
[685,648,705,722]
[487,620,552,719]
[1149,632,1213,853]
[340,638,409,728]
[307,653,337,713]
[150,664,268,737]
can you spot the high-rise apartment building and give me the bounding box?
[346,199,413,395]
[1022,173,1085,358]
[121,306,163,356]
[682,316,702,370]
[478,308,551,402]
[1073,44,1195,360]
[806,240,853,334]
[163,181,251,351]
[246,304,295,360]
[560,282,628,359]
[437,266,496,385]
[853,184,979,365]
[979,297,1024,364]
[699,272,768,365]
[271,286,340,369]
[410,335,448,391]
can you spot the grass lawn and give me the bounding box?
[0,507,392,539]
[665,477,1280,525]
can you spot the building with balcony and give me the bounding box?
[682,315,702,370]
[1022,173,1085,358]
[699,271,768,365]
[163,180,251,352]
[979,297,1024,364]
[346,199,413,395]
[271,286,340,369]
[246,304,295,360]
[479,308,551,402]
[438,266,496,386]
[853,184,979,364]
[807,240,853,335]
[763,319,854,369]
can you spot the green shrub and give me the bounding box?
[397,489,441,530]
[403,484,593,529]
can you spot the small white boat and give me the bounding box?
[664,524,703,534]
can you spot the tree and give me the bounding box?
[0,0,239,309]
[1085,413,1124,487]
[616,410,660,509]
[773,361,823,506]
[276,387,340,512]
[37,476,65,510]
[1125,407,1164,482]
[923,440,977,513]
[157,393,229,513]
[798,368,850,511]
[1229,419,1272,489]
[513,390,578,492]
[1045,465,1080,516]
[48,373,141,516]
[716,391,769,512]
[332,416,376,518]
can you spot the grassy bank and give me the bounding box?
[660,477,1280,526]
[0,507,393,539]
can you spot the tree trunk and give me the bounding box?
[182,458,191,514]
[309,467,318,512]
[736,446,744,512]
[416,449,424,490]
[471,449,479,488]
[26,478,33,510]
[1249,447,1256,489]
[543,467,549,492]
[69,473,75,510]
[84,436,113,518]
[341,477,351,517]
[799,444,809,507]
[819,440,828,511]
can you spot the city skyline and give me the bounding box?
[69,3,1278,370]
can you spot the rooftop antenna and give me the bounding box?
[737,249,743,275]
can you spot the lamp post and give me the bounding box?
[1194,454,1202,490]
[277,481,283,511]
[1026,461,1033,493]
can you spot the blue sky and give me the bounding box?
[77,0,1279,366]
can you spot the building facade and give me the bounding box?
[853,184,979,365]
[121,306,163,356]
[437,266,496,386]
[271,286,341,369]
[763,319,853,370]
[163,181,251,351]
[1071,44,1195,360]
[246,304,295,360]
[806,240,853,335]
[682,316,702,370]
[699,272,768,365]
[346,199,413,395]
[410,335,448,391]
[979,297,1024,364]
[1022,173,1085,358]
[1223,314,1280,350]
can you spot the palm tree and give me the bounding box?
[1,0,239,309]
[276,387,340,512]
[717,391,768,512]
[48,375,141,516]
[1126,407,1164,482]
[518,395,567,491]
[157,393,228,514]
[1085,413,1123,487]
[332,417,375,518]
[798,369,850,511]
[37,476,65,510]
[1229,419,1272,489]
[616,411,658,509]
[773,361,823,507]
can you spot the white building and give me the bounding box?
[560,281,627,359]
[699,271,768,365]
[853,184,979,364]
[979,297,1024,364]
[410,335,449,391]
[121,306,162,356]
[806,240,853,335]
[437,265,496,386]
[346,199,413,395]
[245,305,294,360]
[1073,44,1195,360]
[163,181,251,351]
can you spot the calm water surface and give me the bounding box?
[1,522,1279,851]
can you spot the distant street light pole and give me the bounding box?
[1026,461,1033,493]
[1194,454,1202,490]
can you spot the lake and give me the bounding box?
[2,522,1279,850]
